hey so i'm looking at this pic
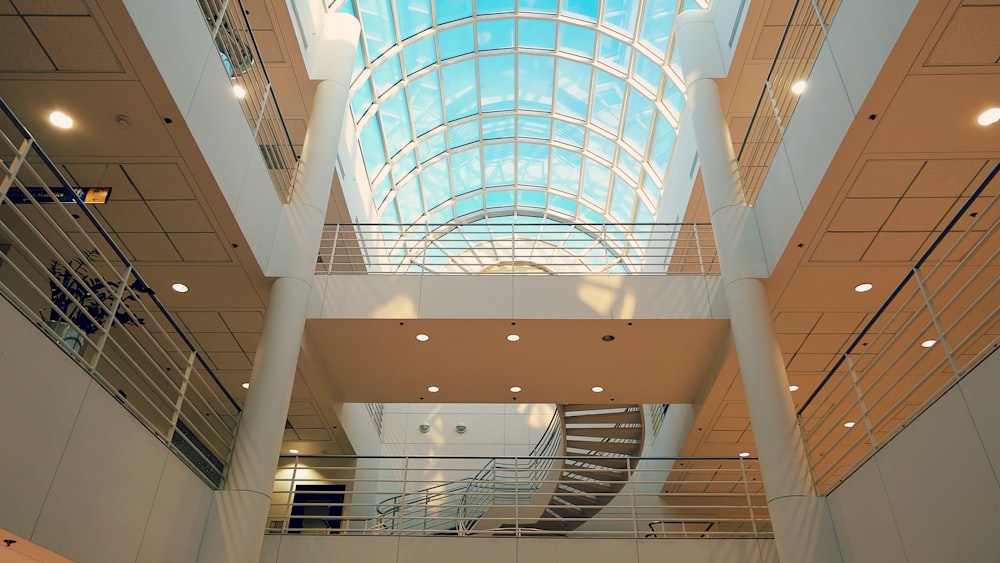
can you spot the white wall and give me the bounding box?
[828,349,1000,563]
[0,297,214,563]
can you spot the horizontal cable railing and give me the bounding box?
[798,160,1000,494]
[736,0,841,203]
[198,0,299,202]
[0,96,241,488]
[316,223,720,275]
[268,455,770,539]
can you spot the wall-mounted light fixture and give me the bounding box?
[418,422,431,433]
[455,423,468,434]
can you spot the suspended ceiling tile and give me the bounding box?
[811,232,875,262]
[253,29,285,64]
[906,159,988,198]
[25,15,122,72]
[777,332,808,353]
[798,332,852,355]
[774,311,821,333]
[720,402,749,418]
[295,428,332,441]
[882,197,955,231]
[241,0,274,29]
[62,163,107,187]
[0,2,14,14]
[148,200,213,232]
[222,310,265,332]
[283,118,307,146]
[828,198,896,231]
[234,332,260,354]
[706,430,742,443]
[207,351,252,370]
[713,417,751,432]
[66,164,141,200]
[170,233,230,262]
[122,163,194,200]
[96,200,160,232]
[847,159,923,198]
[925,6,1000,66]
[287,401,316,416]
[178,311,228,333]
[11,0,88,14]
[787,353,836,372]
[751,25,784,61]
[287,415,323,429]
[863,231,929,262]
[118,232,180,262]
[0,16,56,71]
[193,331,241,352]
[814,312,867,334]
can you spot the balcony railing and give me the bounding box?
[0,96,240,488]
[268,455,771,539]
[798,160,1000,494]
[198,0,299,202]
[316,223,720,275]
[736,0,842,203]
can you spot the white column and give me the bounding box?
[676,11,843,563]
[197,13,359,563]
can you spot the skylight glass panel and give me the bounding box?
[518,20,556,50]
[478,19,515,51]
[344,0,691,273]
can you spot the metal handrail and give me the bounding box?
[317,222,720,275]
[797,160,1000,494]
[0,96,240,488]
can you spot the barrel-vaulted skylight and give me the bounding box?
[333,0,706,273]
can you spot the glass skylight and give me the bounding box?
[334,0,704,273]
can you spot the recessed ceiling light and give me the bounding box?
[920,339,937,348]
[843,421,856,428]
[48,110,73,129]
[506,334,520,342]
[288,448,299,454]
[789,385,799,392]
[977,107,1000,126]
[509,386,522,393]
[171,282,189,293]
[790,80,807,95]
[591,386,604,393]
[241,382,250,389]
[738,451,751,458]
[427,385,440,393]
[415,333,429,342]
[233,84,247,99]
[854,282,873,293]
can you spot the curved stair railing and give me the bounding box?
[375,403,646,533]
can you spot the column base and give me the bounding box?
[768,494,843,563]
[198,489,272,563]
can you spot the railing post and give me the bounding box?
[514,456,520,537]
[289,455,299,533]
[398,456,409,533]
[739,456,760,538]
[627,457,639,539]
[692,224,704,274]
[90,265,132,369]
[166,350,198,444]
[912,267,963,379]
[845,353,878,452]
[0,138,33,199]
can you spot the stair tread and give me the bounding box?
[563,404,636,413]
[566,440,643,455]
[563,412,643,424]
[565,427,644,439]
[565,456,631,470]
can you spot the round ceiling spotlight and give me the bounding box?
[601,334,615,342]
[591,386,604,393]
[920,339,937,348]
[509,386,522,393]
[977,107,1000,126]
[790,80,807,95]
[288,448,300,454]
[506,334,520,342]
[233,84,247,99]
[843,421,856,428]
[48,110,74,129]
[427,385,440,393]
[415,333,429,342]
[789,385,799,392]
[854,282,873,293]
[738,451,751,458]
[241,382,250,390]
[171,283,189,293]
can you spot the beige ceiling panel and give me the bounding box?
[119,232,180,262]
[907,159,987,197]
[253,30,285,64]
[101,165,142,200]
[847,159,922,198]
[814,312,867,334]
[287,401,316,416]
[295,428,332,441]
[267,66,308,116]
[11,0,88,14]
[283,118,307,146]
[287,415,323,429]
[751,25,784,61]
[222,310,265,332]
[882,197,955,231]
[787,353,836,372]
[706,430,742,443]
[798,332,851,355]
[926,6,1000,66]
[0,1,14,14]
[170,233,230,262]
[234,332,260,354]
[811,232,875,261]
[241,0,274,29]
[713,417,751,432]
[0,16,56,71]
[26,15,121,72]
[122,163,194,200]
[179,311,229,333]
[146,200,212,232]
[194,331,241,352]
[863,231,929,262]
[720,402,749,418]
[208,351,252,370]
[96,200,160,232]
[774,312,821,333]
[777,332,807,353]
[828,198,896,231]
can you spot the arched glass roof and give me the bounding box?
[334,0,705,273]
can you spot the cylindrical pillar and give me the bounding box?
[197,13,359,563]
[677,10,843,562]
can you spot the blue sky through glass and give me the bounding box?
[335,0,704,273]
